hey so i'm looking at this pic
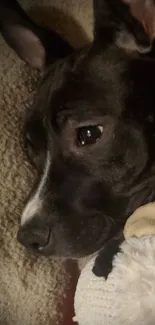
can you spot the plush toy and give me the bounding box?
[74,203,155,325]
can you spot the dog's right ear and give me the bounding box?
[0,0,72,70]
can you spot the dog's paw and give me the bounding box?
[94,0,155,54]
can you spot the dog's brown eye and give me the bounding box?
[77,125,103,146]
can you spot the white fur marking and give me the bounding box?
[21,151,51,226]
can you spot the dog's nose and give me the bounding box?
[17,224,50,251]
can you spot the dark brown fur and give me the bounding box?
[1,0,155,258]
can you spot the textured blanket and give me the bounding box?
[0,0,93,324]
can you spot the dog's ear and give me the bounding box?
[0,0,72,70]
[94,0,155,54]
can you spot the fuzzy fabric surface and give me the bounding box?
[74,203,155,325]
[74,236,155,325]
[0,0,93,324]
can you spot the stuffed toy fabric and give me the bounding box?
[74,203,155,325]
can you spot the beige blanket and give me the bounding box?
[0,0,93,324]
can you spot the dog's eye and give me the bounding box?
[77,125,103,146]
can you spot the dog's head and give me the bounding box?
[2,0,155,257]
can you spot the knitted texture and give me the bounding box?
[74,236,155,325]
[0,0,93,324]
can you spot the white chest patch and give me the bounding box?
[21,151,51,226]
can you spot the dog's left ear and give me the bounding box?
[0,0,72,70]
[94,0,155,54]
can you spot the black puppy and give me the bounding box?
[1,0,155,258]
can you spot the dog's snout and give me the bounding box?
[17,223,51,252]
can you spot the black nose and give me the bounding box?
[17,224,50,251]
